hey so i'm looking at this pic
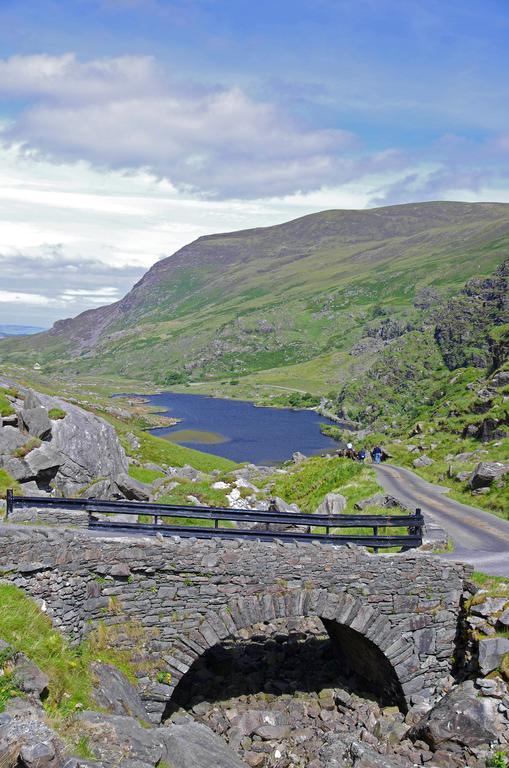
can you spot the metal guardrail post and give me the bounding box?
[6,489,13,519]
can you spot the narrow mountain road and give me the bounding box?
[375,464,509,576]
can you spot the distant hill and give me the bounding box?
[0,325,46,338]
[1,201,509,396]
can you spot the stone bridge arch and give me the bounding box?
[0,527,469,723]
[163,588,412,712]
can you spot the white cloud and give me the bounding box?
[0,53,357,198]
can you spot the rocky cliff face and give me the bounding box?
[336,257,509,429]
[0,381,128,496]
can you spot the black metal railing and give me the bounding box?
[5,489,424,551]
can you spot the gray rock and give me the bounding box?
[167,464,202,482]
[498,608,509,627]
[20,407,52,440]
[409,679,499,749]
[315,493,347,516]
[25,445,62,476]
[0,426,26,454]
[115,473,151,502]
[159,718,247,768]
[14,655,50,698]
[478,636,509,674]
[470,597,508,619]
[37,393,128,495]
[273,496,301,515]
[491,370,509,387]
[18,481,51,497]
[19,740,56,768]
[75,711,164,767]
[469,461,509,490]
[412,455,434,468]
[1,457,33,481]
[355,493,409,511]
[90,662,149,721]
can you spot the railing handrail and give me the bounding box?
[5,489,424,550]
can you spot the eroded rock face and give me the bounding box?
[0,385,128,497]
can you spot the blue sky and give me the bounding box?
[0,0,508,325]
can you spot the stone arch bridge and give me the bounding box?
[0,526,470,723]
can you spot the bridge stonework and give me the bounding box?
[0,527,470,722]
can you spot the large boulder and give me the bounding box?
[408,680,499,750]
[159,718,247,768]
[24,445,62,477]
[36,394,128,496]
[91,663,149,721]
[468,461,509,490]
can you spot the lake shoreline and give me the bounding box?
[129,390,346,465]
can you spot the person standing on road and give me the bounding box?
[372,445,383,464]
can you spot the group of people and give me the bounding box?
[338,443,384,463]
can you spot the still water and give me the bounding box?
[142,391,344,464]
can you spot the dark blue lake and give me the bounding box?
[142,391,343,464]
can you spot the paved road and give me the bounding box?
[375,464,509,577]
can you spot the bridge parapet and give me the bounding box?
[0,525,470,722]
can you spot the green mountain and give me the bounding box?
[1,201,509,397]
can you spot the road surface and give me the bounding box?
[375,463,509,577]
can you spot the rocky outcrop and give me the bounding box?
[0,385,128,496]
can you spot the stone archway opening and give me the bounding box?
[164,613,406,723]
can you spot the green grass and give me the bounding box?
[102,413,237,473]
[0,583,139,718]
[128,465,165,484]
[0,389,15,417]
[157,479,230,507]
[3,203,508,391]
[48,407,66,420]
[0,468,21,500]
[265,456,380,514]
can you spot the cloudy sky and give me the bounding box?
[1,0,508,327]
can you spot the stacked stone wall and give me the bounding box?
[0,526,470,722]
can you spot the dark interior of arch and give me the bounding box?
[321,618,407,712]
[164,617,406,720]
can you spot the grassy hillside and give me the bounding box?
[1,201,509,399]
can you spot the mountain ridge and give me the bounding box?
[1,201,509,391]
